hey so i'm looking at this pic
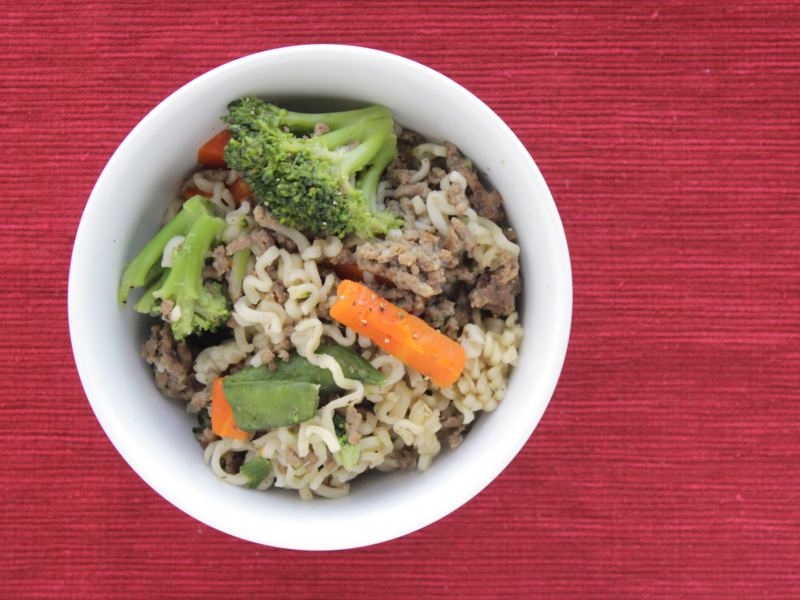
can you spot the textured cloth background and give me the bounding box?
[2,1,799,598]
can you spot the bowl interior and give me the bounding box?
[69,45,572,550]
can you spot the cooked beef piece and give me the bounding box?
[427,166,447,186]
[285,448,318,474]
[160,299,175,319]
[450,218,477,251]
[221,450,245,474]
[268,280,289,305]
[356,230,458,297]
[345,405,362,445]
[194,427,219,448]
[398,197,417,229]
[388,169,413,187]
[365,284,426,316]
[399,129,427,147]
[448,181,470,215]
[396,130,426,166]
[494,249,520,285]
[226,229,275,257]
[444,266,478,284]
[255,324,294,370]
[469,273,523,317]
[190,382,213,412]
[387,157,408,171]
[439,411,466,450]
[253,207,299,253]
[449,430,465,450]
[324,449,337,471]
[140,325,202,401]
[423,297,456,330]
[394,182,430,200]
[396,449,415,470]
[202,245,231,281]
[444,141,504,222]
[440,412,464,430]
[313,122,331,137]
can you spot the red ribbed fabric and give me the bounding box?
[2,1,799,598]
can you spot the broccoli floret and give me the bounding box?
[333,411,361,471]
[118,196,231,340]
[223,97,404,238]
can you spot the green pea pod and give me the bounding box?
[226,343,387,394]
[223,380,320,430]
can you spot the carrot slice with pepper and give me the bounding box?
[211,377,247,441]
[198,130,232,169]
[329,280,467,388]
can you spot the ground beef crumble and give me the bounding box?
[444,141,505,222]
[355,229,458,297]
[140,325,201,401]
[469,273,523,317]
[345,405,362,445]
[202,245,231,281]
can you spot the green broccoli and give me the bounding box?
[333,411,361,471]
[223,97,404,238]
[118,195,231,340]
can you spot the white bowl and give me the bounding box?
[68,45,572,550]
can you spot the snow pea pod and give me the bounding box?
[222,380,320,431]
[226,343,387,393]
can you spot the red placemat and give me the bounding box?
[3,1,799,598]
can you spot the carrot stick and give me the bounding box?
[329,280,466,388]
[228,177,253,206]
[211,377,247,441]
[198,130,232,168]
[324,261,388,286]
[183,178,252,207]
[183,188,213,200]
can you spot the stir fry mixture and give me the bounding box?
[119,98,523,499]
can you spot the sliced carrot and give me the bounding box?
[211,377,247,441]
[329,280,467,388]
[183,178,252,207]
[324,261,388,286]
[330,262,368,283]
[229,177,253,207]
[198,130,232,169]
[183,188,213,200]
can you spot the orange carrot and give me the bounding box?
[324,261,388,286]
[182,178,252,207]
[198,130,232,169]
[228,177,253,207]
[183,188,213,200]
[329,280,467,388]
[211,377,247,441]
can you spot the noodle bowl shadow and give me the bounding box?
[68,45,572,550]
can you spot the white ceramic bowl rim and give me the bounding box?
[69,44,572,550]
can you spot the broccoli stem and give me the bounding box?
[133,269,169,314]
[316,115,388,151]
[357,137,398,214]
[229,248,251,299]
[117,196,208,305]
[154,212,222,302]
[152,212,224,338]
[280,105,391,133]
[335,119,395,176]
